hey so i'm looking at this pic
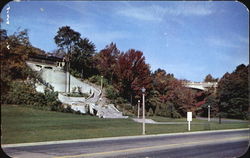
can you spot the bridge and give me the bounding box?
[183,81,218,91]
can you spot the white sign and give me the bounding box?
[187,112,192,121]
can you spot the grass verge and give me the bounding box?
[1,105,249,144]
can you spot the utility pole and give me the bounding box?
[68,61,70,93]
[208,105,210,122]
[101,76,103,90]
[142,87,146,135]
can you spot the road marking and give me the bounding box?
[54,136,249,158]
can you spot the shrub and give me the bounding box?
[3,81,36,105]
[88,75,108,87]
[105,85,119,100]
[147,108,154,117]
[3,81,63,112]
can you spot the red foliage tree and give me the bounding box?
[114,49,152,104]
[164,79,196,116]
[95,43,120,83]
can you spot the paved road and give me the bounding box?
[2,129,249,158]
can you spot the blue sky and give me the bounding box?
[1,1,249,81]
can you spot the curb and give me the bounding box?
[2,128,249,148]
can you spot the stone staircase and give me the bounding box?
[96,104,128,119]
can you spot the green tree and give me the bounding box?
[54,26,81,55]
[70,38,96,78]
[204,74,218,82]
[217,64,249,119]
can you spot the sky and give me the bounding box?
[1,1,249,82]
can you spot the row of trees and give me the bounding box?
[53,26,248,119]
[1,24,248,119]
[52,26,200,117]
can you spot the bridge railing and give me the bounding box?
[182,81,218,88]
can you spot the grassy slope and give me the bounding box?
[1,105,249,144]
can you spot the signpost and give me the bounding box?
[187,112,192,131]
[137,100,140,118]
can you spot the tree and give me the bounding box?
[217,64,249,119]
[164,79,196,117]
[0,29,31,79]
[70,38,96,78]
[54,26,96,78]
[94,43,120,83]
[152,68,174,96]
[54,26,81,55]
[200,94,218,117]
[204,74,218,82]
[0,28,46,101]
[114,49,152,104]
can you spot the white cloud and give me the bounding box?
[171,2,214,16]
[117,6,162,22]
[116,2,214,22]
[206,37,241,48]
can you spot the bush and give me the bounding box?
[62,105,75,113]
[66,92,89,98]
[3,81,36,105]
[105,85,119,100]
[88,75,108,87]
[3,81,63,112]
[70,69,82,78]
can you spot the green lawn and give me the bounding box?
[1,105,249,144]
[149,116,204,122]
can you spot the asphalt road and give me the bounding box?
[2,129,249,158]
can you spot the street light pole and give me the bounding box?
[208,105,210,122]
[68,61,70,93]
[101,76,103,90]
[138,100,140,118]
[65,55,71,93]
[142,87,146,135]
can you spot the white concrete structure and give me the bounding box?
[26,60,127,118]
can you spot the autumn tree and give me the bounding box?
[0,28,46,101]
[164,79,196,117]
[0,29,31,79]
[94,43,120,83]
[114,49,152,104]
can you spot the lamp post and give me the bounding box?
[65,55,71,93]
[142,87,146,135]
[137,100,140,118]
[208,105,210,122]
[101,76,103,90]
